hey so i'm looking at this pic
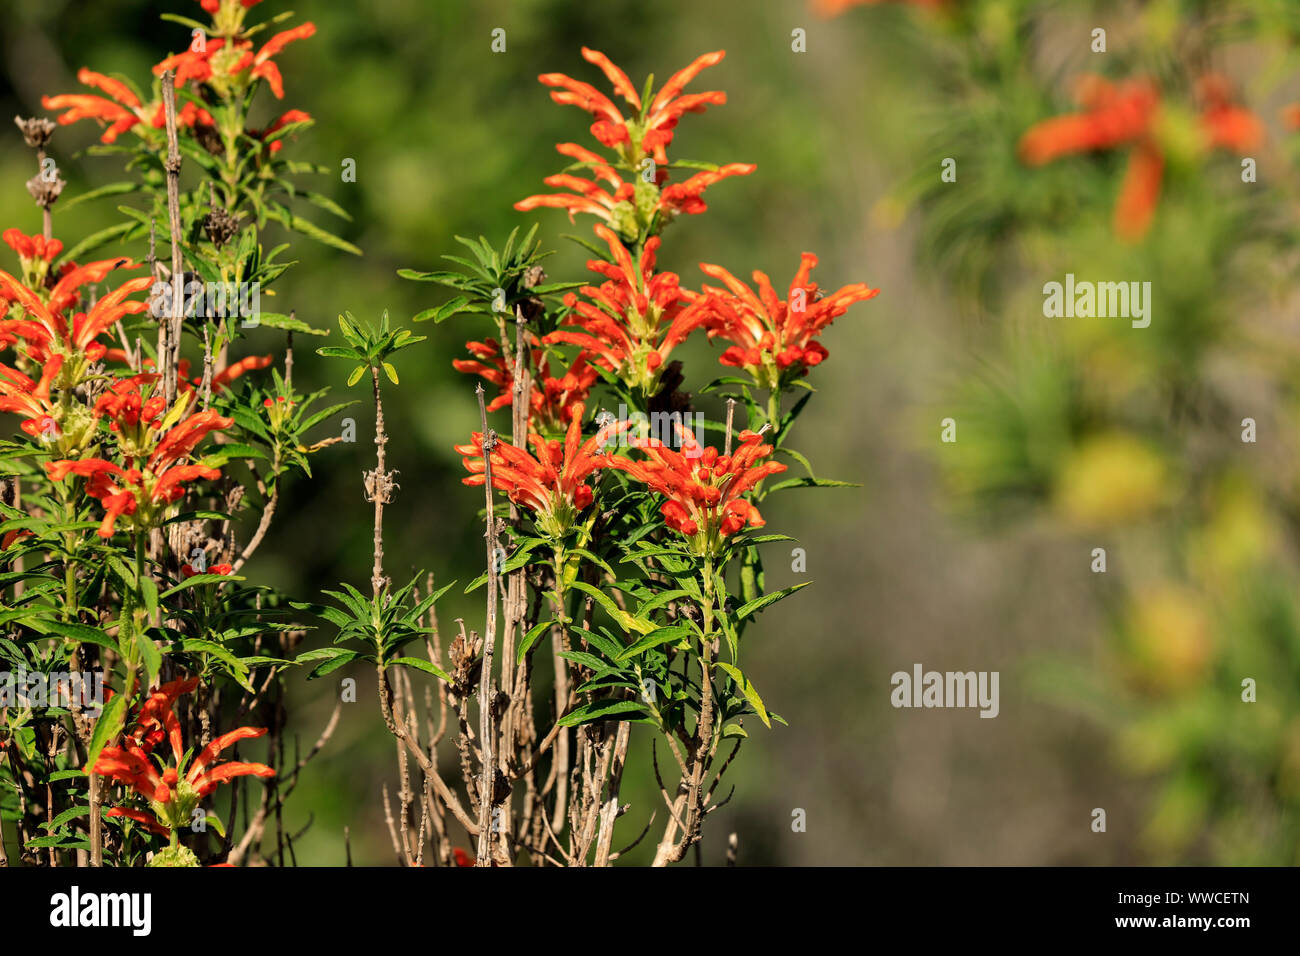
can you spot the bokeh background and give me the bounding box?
[3,0,1296,865]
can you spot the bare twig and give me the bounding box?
[474,383,501,865]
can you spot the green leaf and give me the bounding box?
[412,295,471,323]
[59,181,138,212]
[764,477,860,493]
[264,205,362,255]
[33,621,118,654]
[615,624,690,661]
[555,698,648,728]
[716,662,770,728]
[159,573,244,599]
[136,631,162,689]
[517,620,552,663]
[140,576,159,625]
[256,312,331,335]
[389,657,451,682]
[734,582,812,622]
[56,222,134,265]
[85,693,127,771]
[163,510,230,525]
[570,581,656,635]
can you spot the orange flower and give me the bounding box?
[516,141,754,232]
[608,426,786,554]
[181,562,233,577]
[0,264,151,383]
[95,678,274,837]
[453,338,598,432]
[42,68,146,144]
[3,229,62,265]
[1019,74,1262,240]
[0,356,64,440]
[546,224,705,395]
[455,403,625,538]
[518,50,753,240]
[695,254,878,388]
[539,48,728,164]
[47,385,231,537]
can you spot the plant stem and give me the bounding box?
[474,384,500,865]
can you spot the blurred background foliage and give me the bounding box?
[2,0,1297,864]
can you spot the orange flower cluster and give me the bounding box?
[696,254,879,390]
[548,224,706,395]
[516,48,755,239]
[456,48,877,550]
[94,677,274,837]
[46,379,231,538]
[609,426,787,553]
[453,337,598,433]
[1018,73,1263,240]
[456,402,626,538]
[42,0,313,149]
[0,257,151,370]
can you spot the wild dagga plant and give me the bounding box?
[844,0,1300,862]
[0,0,351,866]
[302,47,877,866]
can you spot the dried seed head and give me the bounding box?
[523,265,547,289]
[203,206,241,248]
[26,170,65,209]
[14,116,55,150]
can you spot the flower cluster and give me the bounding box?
[94,678,274,846]
[456,402,625,539]
[42,0,314,154]
[46,381,231,538]
[1018,73,1262,239]
[611,426,787,554]
[515,48,755,241]
[453,49,876,561]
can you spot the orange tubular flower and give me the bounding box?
[95,678,273,843]
[0,262,150,368]
[41,69,147,144]
[695,254,878,389]
[608,426,787,555]
[539,48,727,165]
[0,356,65,441]
[47,385,231,538]
[547,224,705,395]
[1018,74,1262,240]
[518,49,753,240]
[455,403,625,538]
[2,231,62,273]
[814,0,946,17]
[453,338,598,432]
[516,142,754,232]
